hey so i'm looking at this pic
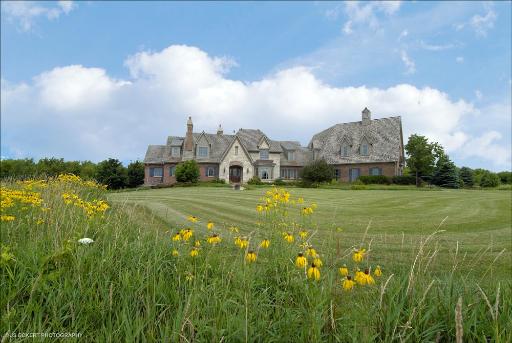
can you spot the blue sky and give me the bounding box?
[1,1,511,171]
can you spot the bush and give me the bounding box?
[210,178,226,184]
[301,159,334,183]
[391,175,417,185]
[273,178,285,186]
[175,160,200,183]
[480,172,500,188]
[96,158,127,190]
[247,176,263,185]
[127,161,145,188]
[497,171,512,184]
[350,180,367,190]
[358,175,391,185]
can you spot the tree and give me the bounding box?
[127,161,145,188]
[175,160,200,183]
[300,159,334,184]
[0,159,36,178]
[497,171,512,184]
[95,158,127,189]
[80,161,98,180]
[459,167,474,187]
[405,135,436,187]
[479,171,500,188]
[432,159,460,188]
[36,157,67,177]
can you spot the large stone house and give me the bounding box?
[143,108,404,185]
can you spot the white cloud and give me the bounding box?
[419,40,457,51]
[456,56,464,63]
[470,7,497,37]
[2,44,509,169]
[400,50,416,75]
[460,131,511,168]
[1,0,76,31]
[398,29,408,41]
[474,90,483,101]
[342,1,401,34]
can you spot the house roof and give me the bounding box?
[308,116,403,164]
[279,141,313,166]
[236,129,283,152]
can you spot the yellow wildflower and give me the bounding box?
[256,205,264,212]
[295,253,307,268]
[307,263,321,280]
[354,269,367,285]
[185,272,194,282]
[283,232,294,243]
[352,248,366,263]
[339,265,349,277]
[207,221,214,230]
[207,234,221,245]
[374,265,382,277]
[260,239,270,248]
[172,233,182,242]
[306,247,317,257]
[229,226,240,233]
[235,237,248,249]
[172,249,179,257]
[364,269,375,285]
[313,257,323,268]
[299,230,308,239]
[1,215,15,222]
[180,229,193,241]
[246,251,257,263]
[187,215,198,223]
[342,276,356,291]
[194,240,201,247]
[190,248,199,257]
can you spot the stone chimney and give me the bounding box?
[362,107,371,126]
[217,124,223,135]
[184,116,194,151]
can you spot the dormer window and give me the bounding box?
[288,151,295,160]
[171,147,181,157]
[341,144,350,157]
[260,149,269,160]
[360,142,369,156]
[198,146,208,157]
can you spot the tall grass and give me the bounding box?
[1,177,510,342]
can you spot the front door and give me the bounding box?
[229,166,243,183]
[349,168,360,182]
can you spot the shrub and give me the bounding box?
[126,161,145,188]
[96,158,127,189]
[273,178,285,186]
[459,167,474,187]
[175,160,200,183]
[210,178,226,184]
[301,159,334,183]
[391,175,416,185]
[479,172,500,188]
[497,171,512,184]
[350,180,367,190]
[247,176,263,185]
[358,175,391,185]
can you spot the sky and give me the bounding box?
[1,1,511,171]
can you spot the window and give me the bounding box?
[349,168,360,182]
[198,146,208,157]
[259,167,271,180]
[360,143,369,156]
[207,167,215,177]
[288,151,295,160]
[341,145,350,157]
[169,166,176,176]
[280,168,297,179]
[235,146,239,155]
[334,169,340,181]
[260,149,269,160]
[171,147,181,157]
[150,167,163,177]
[370,167,382,176]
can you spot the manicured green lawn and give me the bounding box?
[109,186,512,276]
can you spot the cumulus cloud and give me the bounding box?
[1,44,509,169]
[1,0,75,31]
[342,1,401,34]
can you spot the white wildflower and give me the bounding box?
[78,238,94,245]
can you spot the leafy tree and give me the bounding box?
[405,135,436,187]
[127,161,145,188]
[96,158,127,189]
[479,171,500,188]
[0,159,36,178]
[36,157,67,177]
[301,159,334,184]
[80,161,98,180]
[497,171,512,184]
[175,160,200,183]
[432,158,460,188]
[459,167,474,187]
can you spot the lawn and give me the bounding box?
[109,186,512,276]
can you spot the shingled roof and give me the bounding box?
[236,129,283,152]
[279,141,313,166]
[309,116,403,164]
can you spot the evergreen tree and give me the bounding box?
[96,158,127,189]
[432,159,460,188]
[127,161,145,188]
[459,167,474,187]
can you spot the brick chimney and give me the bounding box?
[217,124,223,135]
[362,107,371,126]
[184,116,194,151]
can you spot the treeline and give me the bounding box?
[0,158,144,189]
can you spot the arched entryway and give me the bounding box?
[229,165,243,183]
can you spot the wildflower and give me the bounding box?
[187,215,198,223]
[180,229,193,241]
[229,226,240,233]
[207,234,221,245]
[246,251,257,263]
[194,240,201,247]
[172,249,179,257]
[1,215,15,222]
[307,263,321,280]
[313,257,323,268]
[295,253,307,268]
[283,232,294,243]
[256,205,264,212]
[301,207,313,215]
[342,276,356,291]
[374,265,382,277]
[190,248,199,257]
[235,237,248,249]
[36,219,45,225]
[172,233,182,242]
[1,246,15,264]
[207,221,214,230]
[260,239,270,248]
[352,248,366,263]
[297,197,304,204]
[185,272,194,282]
[306,247,317,257]
[364,268,375,285]
[299,230,308,239]
[339,264,349,277]
[354,269,367,285]
[78,238,94,245]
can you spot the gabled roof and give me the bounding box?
[309,116,402,164]
[278,141,313,166]
[219,135,254,163]
[236,129,283,152]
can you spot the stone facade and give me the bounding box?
[143,108,404,185]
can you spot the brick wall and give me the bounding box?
[332,162,398,182]
[144,163,220,186]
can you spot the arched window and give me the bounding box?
[207,167,215,177]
